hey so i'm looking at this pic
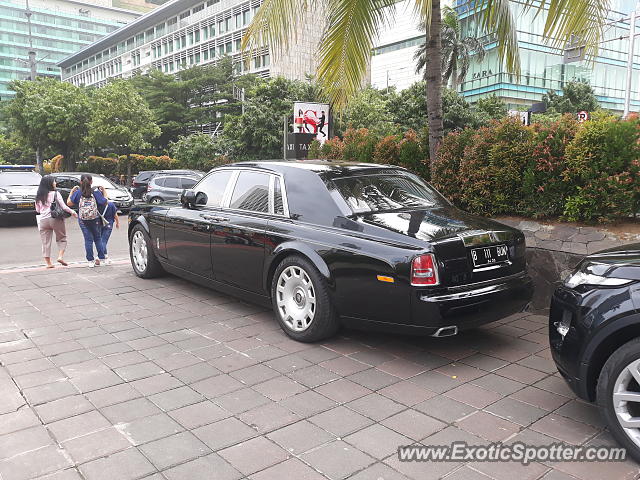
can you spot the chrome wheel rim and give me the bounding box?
[276,265,316,332]
[131,230,148,273]
[151,198,161,204]
[613,358,640,448]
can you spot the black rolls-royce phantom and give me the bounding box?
[128,161,533,342]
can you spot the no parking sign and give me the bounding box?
[577,111,590,123]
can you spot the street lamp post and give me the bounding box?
[624,8,638,118]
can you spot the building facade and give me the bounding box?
[0,0,143,99]
[371,0,640,113]
[58,0,325,89]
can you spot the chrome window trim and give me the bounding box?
[216,167,290,218]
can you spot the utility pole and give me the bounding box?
[25,0,43,174]
[624,7,638,118]
[282,115,287,161]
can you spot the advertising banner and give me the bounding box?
[294,102,330,143]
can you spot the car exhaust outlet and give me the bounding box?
[431,326,458,337]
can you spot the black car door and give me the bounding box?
[164,170,234,279]
[54,176,78,203]
[209,170,272,293]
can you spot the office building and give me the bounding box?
[0,0,145,98]
[371,0,640,113]
[57,0,325,88]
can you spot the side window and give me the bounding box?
[229,171,270,213]
[154,178,166,187]
[56,177,72,189]
[181,177,197,189]
[164,177,180,189]
[196,170,233,207]
[273,176,284,215]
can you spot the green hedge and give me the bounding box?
[433,114,640,223]
[77,154,179,176]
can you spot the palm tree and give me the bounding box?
[414,7,486,91]
[243,0,611,163]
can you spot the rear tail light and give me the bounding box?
[147,184,153,191]
[411,254,439,286]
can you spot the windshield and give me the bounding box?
[0,172,42,187]
[332,173,448,214]
[90,176,118,189]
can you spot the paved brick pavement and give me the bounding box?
[1,264,639,480]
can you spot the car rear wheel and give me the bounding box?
[129,225,163,278]
[597,337,640,462]
[271,255,339,342]
[149,197,162,205]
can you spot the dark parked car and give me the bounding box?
[132,169,202,199]
[144,174,203,204]
[0,166,41,224]
[51,173,134,212]
[128,161,533,342]
[550,245,640,460]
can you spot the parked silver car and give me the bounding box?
[144,174,203,204]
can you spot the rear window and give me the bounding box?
[332,173,448,214]
[0,172,42,187]
[181,177,197,189]
[136,172,155,182]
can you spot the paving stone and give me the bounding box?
[0,426,52,459]
[139,431,211,470]
[34,394,96,426]
[0,445,72,480]
[309,405,374,437]
[48,410,110,442]
[85,383,142,408]
[163,453,242,480]
[344,423,413,459]
[414,394,477,423]
[252,375,307,401]
[239,402,300,434]
[249,457,326,480]
[484,397,548,426]
[530,414,599,445]
[378,380,437,406]
[314,378,372,403]
[348,463,412,480]
[287,365,339,388]
[279,390,336,417]
[301,440,375,480]
[101,398,162,424]
[168,401,231,430]
[22,380,78,405]
[79,447,156,480]
[267,419,334,455]
[444,383,503,408]
[193,417,257,450]
[148,386,204,411]
[62,427,132,464]
[131,373,182,396]
[191,374,244,398]
[456,411,521,442]
[346,392,405,422]
[0,407,40,435]
[214,387,270,414]
[510,386,571,411]
[347,368,401,390]
[218,436,288,476]
[118,413,184,445]
[229,364,280,386]
[470,460,549,480]
[381,409,446,441]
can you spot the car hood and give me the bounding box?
[355,206,519,243]
[580,243,640,281]
[1,185,38,196]
[105,187,131,199]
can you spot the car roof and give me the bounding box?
[152,174,200,181]
[221,160,406,178]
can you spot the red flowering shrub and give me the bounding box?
[563,115,640,222]
[373,135,400,165]
[457,118,535,216]
[398,129,429,178]
[521,115,580,217]
[431,128,475,205]
[319,136,345,161]
[342,128,378,163]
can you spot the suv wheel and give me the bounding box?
[271,255,339,342]
[597,337,640,462]
[149,197,162,205]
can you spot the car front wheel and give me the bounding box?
[597,337,640,462]
[129,225,163,278]
[271,255,339,342]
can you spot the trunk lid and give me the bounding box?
[357,206,527,286]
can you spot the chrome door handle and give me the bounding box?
[200,214,229,222]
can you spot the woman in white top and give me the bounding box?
[35,175,77,268]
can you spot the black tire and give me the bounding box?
[129,224,163,279]
[270,255,340,342]
[149,197,162,205]
[597,337,640,462]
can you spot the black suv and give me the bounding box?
[132,170,202,199]
[0,166,41,225]
[550,244,640,460]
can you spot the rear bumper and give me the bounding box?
[0,205,36,217]
[343,272,533,336]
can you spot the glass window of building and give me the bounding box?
[235,13,241,28]
[179,11,190,20]
[235,39,241,51]
[195,52,201,62]
[225,41,232,53]
[195,30,200,42]
[218,20,224,33]
[193,3,204,13]
[188,32,194,45]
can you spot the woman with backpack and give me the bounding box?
[35,175,78,268]
[67,174,107,268]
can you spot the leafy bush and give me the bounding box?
[170,133,223,171]
[397,130,428,178]
[431,128,475,205]
[342,128,377,163]
[562,115,640,222]
[308,139,322,159]
[77,154,180,176]
[458,118,535,216]
[521,115,580,217]
[373,135,400,165]
[319,137,344,160]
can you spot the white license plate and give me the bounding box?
[471,244,509,267]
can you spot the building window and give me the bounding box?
[188,32,194,45]
[204,50,209,60]
[235,39,241,51]
[193,3,204,13]
[218,20,224,33]
[179,11,190,20]
[195,53,201,63]
[225,42,232,53]
[195,30,200,42]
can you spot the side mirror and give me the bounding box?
[181,190,208,208]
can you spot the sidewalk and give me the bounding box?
[0,264,637,480]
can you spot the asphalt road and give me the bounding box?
[0,214,130,269]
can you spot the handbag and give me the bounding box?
[97,201,110,227]
[50,192,71,219]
